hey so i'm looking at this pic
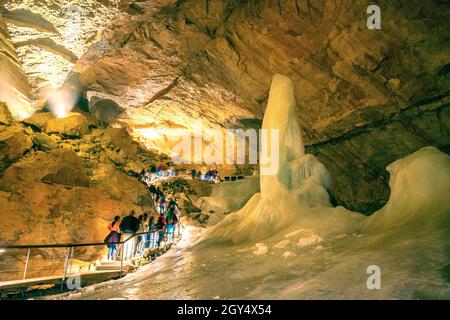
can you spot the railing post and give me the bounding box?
[61,247,71,291]
[23,248,31,280]
[120,241,124,278]
[69,246,74,274]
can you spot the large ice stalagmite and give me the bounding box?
[260,74,305,195]
[197,74,350,245]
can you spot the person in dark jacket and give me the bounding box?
[134,214,146,256]
[145,216,156,249]
[119,210,140,234]
[156,212,167,247]
[166,207,178,242]
[148,184,157,199]
[119,211,140,260]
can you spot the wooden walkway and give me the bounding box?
[0,262,133,295]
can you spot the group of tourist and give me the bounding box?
[105,162,222,261]
[141,164,177,185]
[104,187,180,261]
[190,168,220,182]
[136,161,223,186]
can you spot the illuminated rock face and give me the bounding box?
[44,112,90,138]
[2,0,131,100]
[0,118,169,281]
[0,13,32,118]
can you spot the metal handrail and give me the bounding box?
[0,229,162,249]
[0,224,182,293]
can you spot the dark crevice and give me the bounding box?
[306,94,450,149]
[145,76,180,105]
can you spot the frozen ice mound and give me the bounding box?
[362,146,450,233]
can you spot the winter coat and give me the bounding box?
[119,215,140,234]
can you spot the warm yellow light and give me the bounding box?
[46,86,77,118]
[0,76,34,120]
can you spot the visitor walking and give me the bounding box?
[159,195,166,215]
[166,207,178,242]
[134,214,146,256]
[145,216,155,248]
[156,212,167,247]
[119,210,140,260]
[104,216,121,261]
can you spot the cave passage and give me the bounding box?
[0,0,449,301]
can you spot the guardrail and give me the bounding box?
[223,175,245,181]
[0,225,182,293]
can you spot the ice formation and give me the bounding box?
[362,146,450,233]
[196,74,362,245]
[195,176,260,225]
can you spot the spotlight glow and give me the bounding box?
[46,86,77,118]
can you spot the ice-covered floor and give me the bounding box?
[50,222,449,300]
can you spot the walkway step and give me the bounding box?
[95,265,133,272]
[98,261,123,266]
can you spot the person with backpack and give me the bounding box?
[119,210,140,260]
[104,216,121,261]
[145,216,156,248]
[156,212,166,247]
[166,207,179,242]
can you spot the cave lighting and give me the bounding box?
[0,76,33,120]
[46,86,78,118]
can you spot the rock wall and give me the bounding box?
[0,13,32,119]
[1,0,132,100]
[0,106,171,280]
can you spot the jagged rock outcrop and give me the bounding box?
[0,109,172,280]
[0,124,33,171]
[22,111,55,129]
[44,112,90,137]
[3,149,90,187]
[0,102,12,124]
[0,13,32,118]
